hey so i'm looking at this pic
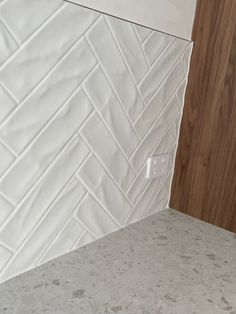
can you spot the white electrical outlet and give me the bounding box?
[146,154,169,179]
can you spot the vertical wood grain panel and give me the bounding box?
[170,0,236,232]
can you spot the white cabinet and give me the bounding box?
[68,0,196,40]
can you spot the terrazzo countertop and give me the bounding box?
[0,209,236,314]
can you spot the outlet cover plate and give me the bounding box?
[146,154,169,179]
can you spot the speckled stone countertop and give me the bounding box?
[0,209,236,314]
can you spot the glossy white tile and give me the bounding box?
[0,1,192,283]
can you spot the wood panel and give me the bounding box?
[170,0,236,232]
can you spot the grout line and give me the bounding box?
[15,2,64,45]
[0,129,92,236]
[124,162,172,225]
[134,25,152,44]
[135,64,186,130]
[126,108,181,200]
[0,191,16,208]
[73,211,98,240]
[105,16,146,106]
[0,34,99,130]
[1,189,90,275]
[72,227,96,249]
[143,165,175,219]
[0,3,66,73]
[129,61,188,162]
[126,125,170,195]
[82,86,138,175]
[36,205,86,266]
[85,27,142,140]
[145,196,169,219]
[141,29,153,46]
[0,241,14,254]
[76,176,121,228]
[0,81,18,104]
[142,182,166,219]
[148,38,173,69]
[129,91,179,162]
[0,63,98,184]
[18,14,101,105]
[0,138,17,157]
[132,24,150,67]
[124,141,176,226]
[0,81,19,104]
[137,37,175,87]
[10,152,92,256]
[1,15,100,110]
[72,230,87,249]
[134,46,189,124]
[0,16,20,46]
[78,132,134,208]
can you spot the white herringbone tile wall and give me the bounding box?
[0,0,192,283]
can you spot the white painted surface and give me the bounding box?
[68,0,196,40]
[146,155,170,179]
[0,0,192,283]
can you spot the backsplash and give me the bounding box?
[0,0,192,283]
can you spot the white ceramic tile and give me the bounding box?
[0,178,86,282]
[80,112,136,191]
[0,0,62,42]
[0,244,12,272]
[135,60,186,137]
[171,113,182,138]
[0,143,14,177]
[134,25,152,43]
[0,90,92,204]
[130,96,180,171]
[0,195,14,227]
[182,45,193,75]
[125,178,163,225]
[176,79,188,109]
[77,155,132,225]
[126,127,176,224]
[0,2,192,283]
[0,135,89,251]
[75,194,119,238]
[69,0,196,40]
[143,31,172,66]
[106,16,148,82]
[146,188,169,217]
[140,39,189,103]
[83,67,139,156]
[0,39,96,153]
[0,86,16,124]
[127,127,176,204]
[87,18,144,121]
[0,3,98,101]
[41,218,84,263]
[164,171,174,196]
[74,231,94,248]
[0,19,18,66]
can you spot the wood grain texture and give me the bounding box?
[170,0,236,232]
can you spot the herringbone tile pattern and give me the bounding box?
[0,0,192,282]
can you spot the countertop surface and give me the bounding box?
[0,208,235,314]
